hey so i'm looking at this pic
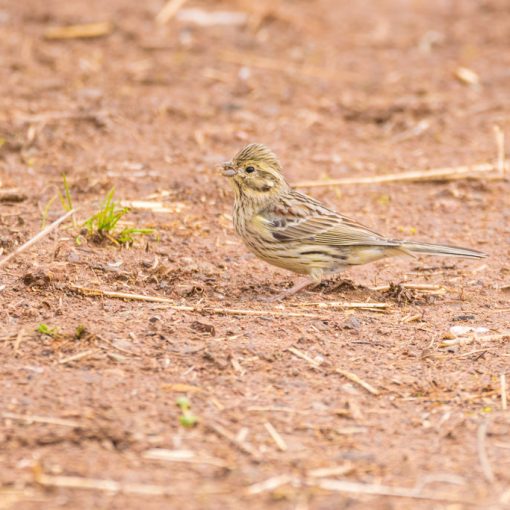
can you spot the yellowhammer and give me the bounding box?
[223,143,486,299]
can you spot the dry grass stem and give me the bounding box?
[2,412,80,428]
[0,209,76,268]
[297,301,390,311]
[264,422,288,451]
[16,111,110,125]
[440,330,510,347]
[156,0,188,24]
[246,474,296,495]
[307,464,354,478]
[206,423,261,461]
[247,406,310,414]
[13,328,26,355]
[292,161,509,188]
[477,419,495,483]
[36,473,179,496]
[220,50,339,80]
[309,478,472,503]
[336,369,380,395]
[120,200,182,213]
[494,126,506,176]
[71,285,330,319]
[286,346,322,368]
[143,449,230,469]
[58,349,100,365]
[44,22,112,39]
[501,374,508,411]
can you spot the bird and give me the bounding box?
[222,143,487,299]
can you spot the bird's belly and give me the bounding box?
[244,240,346,276]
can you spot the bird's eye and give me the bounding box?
[245,166,255,173]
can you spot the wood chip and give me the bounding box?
[454,66,480,86]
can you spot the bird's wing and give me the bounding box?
[263,192,401,248]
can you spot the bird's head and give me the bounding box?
[222,144,288,204]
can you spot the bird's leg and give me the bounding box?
[267,269,323,302]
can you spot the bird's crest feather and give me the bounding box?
[233,144,281,171]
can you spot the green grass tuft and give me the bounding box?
[83,188,154,245]
[37,323,59,337]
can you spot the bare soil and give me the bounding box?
[1,0,510,508]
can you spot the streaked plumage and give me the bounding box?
[223,144,487,294]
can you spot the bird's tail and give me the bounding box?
[400,241,487,259]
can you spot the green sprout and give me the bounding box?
[37,323,59,338]
[176,396,198,428]
[75,324,87,339]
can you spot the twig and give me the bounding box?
[58,349,100,365]
[477,419,495,483]
[0,209,76,269]
[2,412,80,428]
[286,346,322,368]
[292,161,509,188]
[308,478,473,504]
[206,422,261,461]
[70,285,329,319]
[336,369,380,396]
[501,374,507,411]
[264,422,287,451]
[156,0,188,24]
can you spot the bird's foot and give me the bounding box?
[265,277,317,302]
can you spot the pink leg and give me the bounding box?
[266,276,317,302]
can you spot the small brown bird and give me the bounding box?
[223,143,487,298]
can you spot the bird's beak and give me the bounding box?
[223,162,237,177]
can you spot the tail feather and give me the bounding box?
[401,241,487,259]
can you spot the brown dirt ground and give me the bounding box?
[1,0,510,508]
